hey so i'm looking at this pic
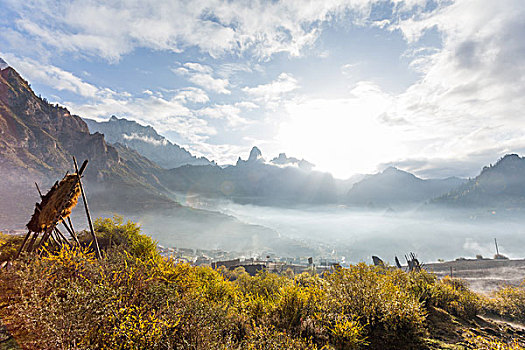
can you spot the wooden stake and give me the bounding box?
[26,232,40,253]
[62,219,80,246]
[67,217,75,234]
[35,182,43,198]
[54,227,72,247]
[35,227,53,252]
[15,231,32,259]
[73,157,101,258]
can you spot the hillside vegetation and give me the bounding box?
[1,218,524,349]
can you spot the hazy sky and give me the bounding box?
[1,0,524,178]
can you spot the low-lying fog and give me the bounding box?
[147,194,525,264]
[88,196,525,264]
[219,203,525,264]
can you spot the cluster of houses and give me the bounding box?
[156,245,344,276]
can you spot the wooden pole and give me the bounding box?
[67,217,75,234]
[494,238,499,256]
[54,227,72,247]
[62,219,80,246]
[26,232,40,253]
[15,231,32,259]
[73,157,101,258]
[35,227,53,252]
[15,184,43,259]
[35,182,43,198]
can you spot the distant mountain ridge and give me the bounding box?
[160,146,341,205]
[432,154,525,208]
[346,166,466,207]
[84,116,212,169]
[5,56,525,225]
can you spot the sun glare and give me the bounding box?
[278,85,404,178]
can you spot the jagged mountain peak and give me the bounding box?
[248,146,263,162]
[270,152,315,171]
[0,58,9,70]
[236,146,265,166]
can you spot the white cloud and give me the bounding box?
[183,62,212,74]
[2,53,99,97]
[340,63,359,76]
[66,89,216,144]
[379,0,525,176]
[235,101,259,110]
[2,0,380,61]
[187,142,247,166]
[122,133,168,146]
[175,63,231,94]
[174,87,209,104]
[197,104,250,128]
[242,73,299,109]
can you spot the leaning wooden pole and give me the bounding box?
[73,157,101,259]
[54,227,72,247]
[15,231,32,259]
[62,220,80,246]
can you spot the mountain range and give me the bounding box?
[159,146,340,206]
[3,58,525,235]
[0,61,308,256]
[346,166,466,208]
[84,116,212,169]
[432,154,525,209]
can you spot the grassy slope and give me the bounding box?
[0,220,524,350]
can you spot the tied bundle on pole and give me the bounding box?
[26,174,81,233]
[15,158,101,259]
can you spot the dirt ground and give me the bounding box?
[425,259,525,293]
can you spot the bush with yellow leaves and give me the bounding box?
[1,217,522,350]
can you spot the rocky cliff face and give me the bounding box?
[0,65,118,176]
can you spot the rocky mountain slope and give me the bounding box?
[432,154,525,209]
[84,116,212,169]
[0,63,177,227]
[346,166,465,208]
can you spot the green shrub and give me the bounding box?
[88,215,157,260]
[484,285,525,322]
[0,232,24,262]
[430,276,481,318]
[323,264,426,349]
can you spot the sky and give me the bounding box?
[1,0,525,179]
